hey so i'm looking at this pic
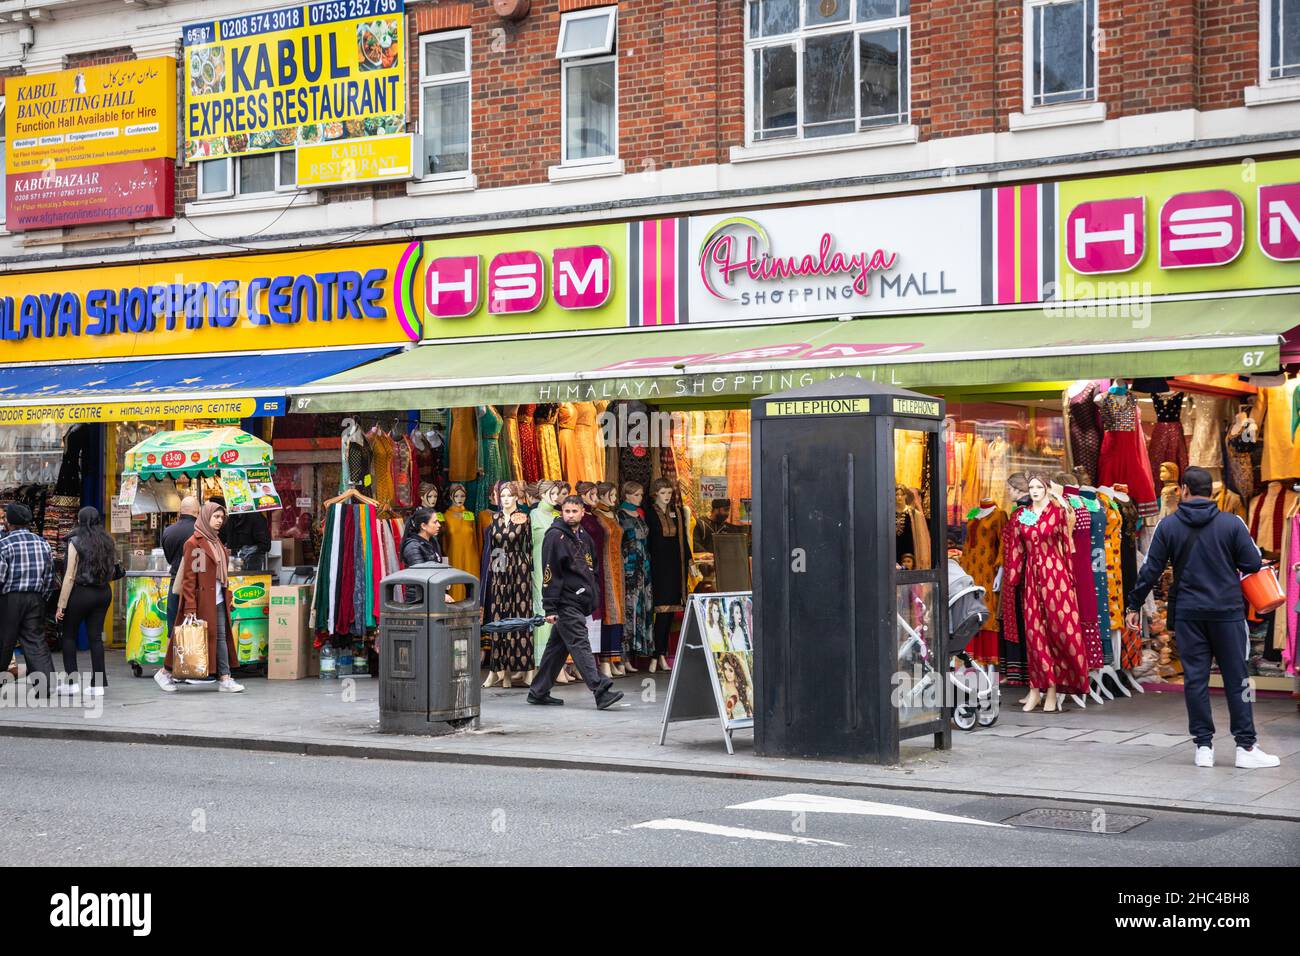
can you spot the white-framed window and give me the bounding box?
[1024,0,1097,109]
[745,0,910,144]
[420,30,471,179]
[1264,0,1300,81]
[197,151,296,200]
[558,6,618,165]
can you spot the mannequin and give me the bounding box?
[441,483,478,602]
[530,480,568,681]
[594,482,627,677]
[480,481,534,689]
[1148,392,1189,482]
[618,481,653,670]
[959,497,1006,665]
[419,482,439,511]
[646,477,691,673]
[1002,474,1090,712]
[576,481,610,678]
[895,485,916,567]
[998,474,1031,688]
[1158,461,1181,519]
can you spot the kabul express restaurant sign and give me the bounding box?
[4,58,177,231]
[182,0,406,164]
[0,240,426,364]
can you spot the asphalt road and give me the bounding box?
[2,738,1296,866]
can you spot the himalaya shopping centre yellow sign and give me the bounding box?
[182,0,406,163]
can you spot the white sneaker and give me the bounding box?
[86,687,105,697]
[218,677,244,693]
[1235,745,1281,769]
[153,669,177,693]
[1194,746,1214,768]
[55,682,79,695]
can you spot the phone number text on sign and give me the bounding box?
[182,0,406,164]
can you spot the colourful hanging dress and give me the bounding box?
[535,406,563,482]
[573,402,602,483]
[1147,392,1189,484]
[1065,496,1104,670]
[556,403,581,487]
[619,501,654,657]
[1066,382,1104,485]
[449,407,479,483]
[1002,502,1090,694]
[959,508,1006,665]
[480,510,534,672]
[998,500,1029,686]
[501,405,525,482]
[1097,390,1157,518]
[366,429,396,511]
[517,404,541,484]
[725,409,751,518]
[476,405,505,513]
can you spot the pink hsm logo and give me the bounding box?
[1065,184,1300,274]
[426,245,612,318]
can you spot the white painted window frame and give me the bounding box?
[557,6,617,59]
[742,1,912,148]
[1249,0,1300,105]
[558,8,619,168]
[197,151,297,201]
[418,29,473,182]
[1022,0,1099,111]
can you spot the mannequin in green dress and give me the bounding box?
[530,479,567,682]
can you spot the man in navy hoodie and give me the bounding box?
[1126,466,1280,770]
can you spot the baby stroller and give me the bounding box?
[895,560,999,731]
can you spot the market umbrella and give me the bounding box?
[122,427,274,480]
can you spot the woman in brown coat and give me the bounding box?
[154,502,243,693]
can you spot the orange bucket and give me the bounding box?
[1242,566,1286,615]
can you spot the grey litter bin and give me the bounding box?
[379,563,480,736]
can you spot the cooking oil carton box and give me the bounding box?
[268,585,312,680]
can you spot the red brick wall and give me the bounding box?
[1200,0,1259,111]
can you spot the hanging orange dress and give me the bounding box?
[366,428,396,511]
[441,504,480,601]
[573,402,602,483]
[557,402,581,487]
[449,406,479,482]
[534,406,563,481]
[725,409,751,518]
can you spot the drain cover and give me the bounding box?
[1003,808,1150,834]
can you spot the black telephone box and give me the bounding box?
[751,377,949,763]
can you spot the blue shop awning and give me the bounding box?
[0,346,399,425]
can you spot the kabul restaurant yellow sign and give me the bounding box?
[297,132,412,187]
[182,0,406,164]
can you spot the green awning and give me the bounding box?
[287,294,1294,413]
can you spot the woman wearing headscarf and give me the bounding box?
[154,502,242,693]
[55,507,118,695]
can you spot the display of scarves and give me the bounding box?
[313,501,387,638]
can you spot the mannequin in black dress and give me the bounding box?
[646,477,691,673]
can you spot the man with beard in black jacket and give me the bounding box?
[1126,466,1280,770]
[529,495,623,710]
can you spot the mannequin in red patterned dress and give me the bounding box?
[1002,474,1091,712]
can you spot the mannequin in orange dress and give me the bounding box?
[440,483,480,602]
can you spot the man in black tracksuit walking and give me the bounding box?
[1126,466,1280,770]
[529,495,624,710]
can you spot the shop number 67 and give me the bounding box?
[1242,350,1266,368]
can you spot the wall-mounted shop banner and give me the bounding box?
[418,222,628,339]
[296,132,413,187]
[1056,159,1300,297]
[681,192,984,326]
[0,396,281,426]
[0,241,421,363]
[4,57,177,230]
[182,0,406,163]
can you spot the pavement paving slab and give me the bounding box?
[1,659,1295,820]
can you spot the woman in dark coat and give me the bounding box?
[400,508,444,567]
[155,502,242,693]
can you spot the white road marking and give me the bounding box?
[632,818,847,846]
[727,793,1011,829]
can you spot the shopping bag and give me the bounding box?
[172,614,210,679]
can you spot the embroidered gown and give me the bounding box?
[1002,501,1090,694]
[1147,392,1189,484]
[1098,390,1157,518]
[480,511,534,672]
[517,404,541,484]
[618,502,655,657]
